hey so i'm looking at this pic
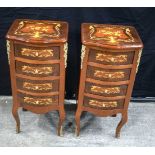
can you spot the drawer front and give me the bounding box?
[84,97,124,110]
[17,93,58,106]
[15,61,59,77]
[88,49,134,65]
[86,66,131,82]
[85,82,127,97]
[14,44,60,60]
[16,78,59,93]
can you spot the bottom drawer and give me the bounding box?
[17,93,59,107]
[83,97,124,110]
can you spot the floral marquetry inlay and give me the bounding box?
[24,97,53,105]
[96,53,127,63]
[21,48,54,58]
[23,82,52,91]
[94,70,125,79]
[89,25,135,45]
[91,86,120,94]
[89,100,117,108]
[14,21,61,39]
[22,66,53,75]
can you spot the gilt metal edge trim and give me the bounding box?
[6,40,10,64]
[64,42,68,68]
[136,49,143,73]
[81,45,86,69]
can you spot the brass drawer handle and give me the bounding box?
[23,82,52,91]
[22,66,53,75]
[89,100,117,108]
[21,48,54,58]
[96,53,127,63]
[94,70,125,79]
[91,86,120,94]
[24,97,53,105]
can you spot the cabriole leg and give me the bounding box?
[57,108,65,136]
[12,106,20,133]
[75,110,82,136]
[115,112,128,138]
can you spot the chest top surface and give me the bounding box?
[6,19,68,44]
[82,23,143,50]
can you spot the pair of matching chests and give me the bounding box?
[6,19,143,138]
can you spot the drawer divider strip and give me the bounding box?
[87,62,133,69]
[15,57,60,64]
[17,89,59,96]
[86,78,129,85]
[84,93,126,100]
[16,73,60,80]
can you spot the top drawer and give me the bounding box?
[14,44,60,61]
[88,49,134,65]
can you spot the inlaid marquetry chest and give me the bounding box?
[75,23,143,137]
[6,19,68,136]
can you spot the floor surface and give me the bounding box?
[0,96,155,147]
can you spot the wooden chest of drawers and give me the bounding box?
[6,19,68,136]
[75,23,143,137]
